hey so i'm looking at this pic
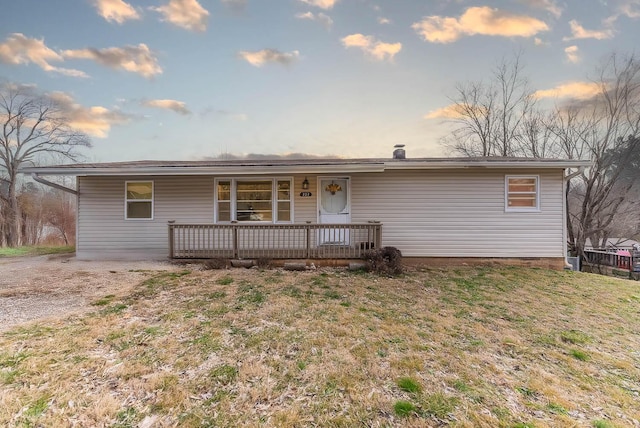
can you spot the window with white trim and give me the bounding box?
[125,181,153,219]
[505,175,539,211]
[215,178,293,223]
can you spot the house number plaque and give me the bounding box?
[299,192,313,197]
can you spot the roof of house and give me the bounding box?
[585,238,640,249]
[20,157,592,176]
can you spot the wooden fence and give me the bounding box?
[168,222,383,259]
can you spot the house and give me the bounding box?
[22,152,590,268]
[585,237,640,251]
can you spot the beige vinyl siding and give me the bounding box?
[78,174,313,259]
[77,169,564,260]
[293,175,317,222]
[77,175,215,259]
[350,169,564,258]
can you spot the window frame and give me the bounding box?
[505,175,540,212]
[214,177,294,223]
[125,180,154,220]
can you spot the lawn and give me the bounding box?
[1,266,639,427]
[0,245,75,258]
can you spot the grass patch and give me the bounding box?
[100,303,128,315]
[393,400,416,417]
[0,245,74,257]
[397,377,422,394]
[19,395,50,425]
[0,267,638,426]
[209,364,238,385]
[547,402,568,414]
[237,282,266,305]
[91,294,116,306]
[216,276,234,285]
[421,392,458,419]
[570,349,590,361]
[560,329,591,344]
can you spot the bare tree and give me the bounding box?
[41,187,76,245]
[555,54,640,255]
[17,182,45,245]
[0,83,90,247]
[440,52,640,258]
[443,52,538,157]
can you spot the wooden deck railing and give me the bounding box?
[168,222,383,259]
[582,249,640,273]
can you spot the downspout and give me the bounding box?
[563,166,586,269]
[31,173,78,195]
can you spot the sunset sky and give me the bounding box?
[1,0,639,162]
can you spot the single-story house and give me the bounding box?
[585,238,640,251]
[22,151,590,268]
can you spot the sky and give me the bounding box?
[1,0,639,162]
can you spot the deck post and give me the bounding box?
[232,224,239,259]
[306,226,311,259]
[375,224,382,249]
[168,222,175,258]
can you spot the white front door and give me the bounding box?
[318,177,350,244]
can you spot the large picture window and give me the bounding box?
[505,176,539,211]
[125,181,153,219]
[215,178,292,223]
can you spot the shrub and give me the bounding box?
[362,246,403,276]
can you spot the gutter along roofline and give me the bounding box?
[19,158,592,176]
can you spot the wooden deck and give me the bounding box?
[168,223,382,259]
[582,249,640,277]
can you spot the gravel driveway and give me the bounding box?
[0,255,179,333]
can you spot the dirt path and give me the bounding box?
[0,255,180,333]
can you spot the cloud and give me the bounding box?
[94,0,140,24]
[221,0,247,13]
[295,11,333,29]
[619,0,640,18]
[424,104,466,120]
[378,17,391,24]
[0,33,88,78]
[237,49,300,67]
[564,45,580,63]
[201,152,339,161]
[341,34,402,61]
[598,1,640,28]
[412,6,549,43]
[534,81,602,100]
[522,0,562,18]
[62,43,162,78]
[152,0,209,32]
[46,92,132,138]
[201,107,247,121]
[297,0,338,9]
[142,99,191,115]
[534,37,545,45]
[565,20,614,40]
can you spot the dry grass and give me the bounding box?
[1,266,639,427]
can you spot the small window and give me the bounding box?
[506,176,539,211]
[126,181,153,219]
